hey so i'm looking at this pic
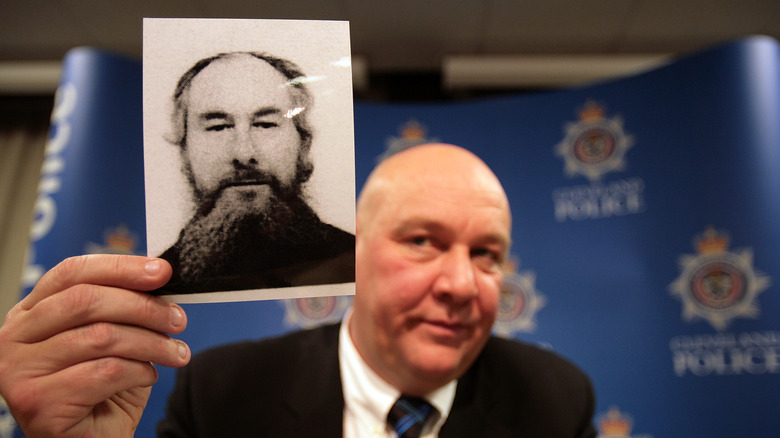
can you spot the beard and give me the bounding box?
[171,182,327,283]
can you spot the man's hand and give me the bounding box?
[0,255,190,437]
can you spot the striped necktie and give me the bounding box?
[387,395,436,438]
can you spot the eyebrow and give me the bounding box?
[391,219,447,239]
[196,107,283,122]
[200,111,229,121]
[393,218,510,248]
[252,108,282,118]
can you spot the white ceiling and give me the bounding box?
[2,0,780,95]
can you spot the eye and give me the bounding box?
[471,247,503,271]
[205,123,233,132]
[253,121,279,129]
[401,235,441,261]
[411,236,431,247]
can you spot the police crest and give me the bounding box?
[597,406,635,438]
[84,224,141,255]
[669,227,770,331]
[493,268,546,337]
[555,101,634,182]
[379,119,439,162]
[283,295,351,329]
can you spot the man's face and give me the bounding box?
[351,151,511,395]
[182,54,303,212]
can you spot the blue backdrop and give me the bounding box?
[15,36,780,438]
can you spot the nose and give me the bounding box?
[230,124,259,165]
[432,247,479,304]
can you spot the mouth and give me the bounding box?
[196,179,275,215]
[219,180,273,201]
[210,180,273,206]
[223,179,271,189]
[420,319,471,340]
[214,179,276,199]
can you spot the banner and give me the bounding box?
[11,36,778,437]
[10,48,148,438]
[352,36,780,438]
[20,48,148,292]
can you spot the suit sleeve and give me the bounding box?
[156,364,197,438]
[575,371,597,438]
[443,336,598,438]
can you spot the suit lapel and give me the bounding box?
[439,349,512,438]
[282,323,345,437]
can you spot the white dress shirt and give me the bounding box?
[339,312,457,438]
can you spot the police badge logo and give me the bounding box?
[597,406,634,438]
[493,263,546,337]
[282,295,351,329]
[378,119,440,162]
[84,224,142,255]
[669,227,771,331]
[555,101,634,182]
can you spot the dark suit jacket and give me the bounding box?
[158,323,596,437]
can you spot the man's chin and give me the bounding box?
[212,184,273,212]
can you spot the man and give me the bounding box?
[158,51,355,294]
[0,144,595,437]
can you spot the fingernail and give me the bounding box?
[175,340,188,359]
[170,305,183,326]
[145,259,162,276]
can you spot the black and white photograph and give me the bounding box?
[142,18,356,303]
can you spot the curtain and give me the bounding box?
[0,97,50,316]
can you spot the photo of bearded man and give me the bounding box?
[152,51,355,295]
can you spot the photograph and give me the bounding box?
[142,18,356,303]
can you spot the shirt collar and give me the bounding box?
[338,309,457,434]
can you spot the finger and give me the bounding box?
[59,357,159,407]
[17,255,172,312]
[7,285,187,344]
[10,357,160,431]
[25,322,191,374]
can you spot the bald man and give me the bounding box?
[0,144,595,438]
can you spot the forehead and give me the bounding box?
[380,179,511,241]
[186,55,294,111]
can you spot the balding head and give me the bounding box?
[357,143,511,238]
